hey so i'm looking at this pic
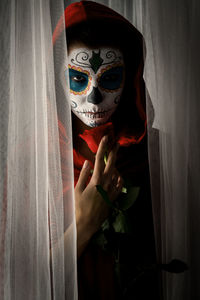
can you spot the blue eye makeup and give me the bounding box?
[98,66,124,90]
[68,68,89,92]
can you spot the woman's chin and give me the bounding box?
[84,116,111,128]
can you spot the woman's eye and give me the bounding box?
[103,74,119,81]
[68,69,89,92]
[99,66,124,90]
[71,75,86,83]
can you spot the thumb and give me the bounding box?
[76,160,91,192]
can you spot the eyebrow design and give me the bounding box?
[70,50,123,74]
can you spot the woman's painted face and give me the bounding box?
[66,47,125,127]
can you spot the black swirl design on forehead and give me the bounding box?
[71,50,123,74]
[106,51,122,62]
[71,52,91,68]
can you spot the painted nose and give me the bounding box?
[87,87,103,104]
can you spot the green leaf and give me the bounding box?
[118,186,140,211]
[101,218,110,231]
[92,231,108,249]
[104,153,108,165]
[112,212,130,233]
[96,185,114,208]
[121,186,127,194]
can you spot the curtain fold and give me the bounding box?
[0,0,77,299]
[141,1,200,299]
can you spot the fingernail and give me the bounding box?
[83,160,89,169]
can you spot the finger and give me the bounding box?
[103,169,118,191]
[104,143,119,175]
[111,172,119,187]
[76,160,91,192]
[105,174,118,192]
[92,135,108,182]
[109,175,123,203]
[111,176,123,202]
[116,175,124,191]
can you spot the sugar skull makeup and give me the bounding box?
[66,47,125,127]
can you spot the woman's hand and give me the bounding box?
[75,135,123,257]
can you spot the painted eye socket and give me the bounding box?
[99,66,124,90]
[68,68,89,92]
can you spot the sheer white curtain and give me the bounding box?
[0,0,77,299]
[141,2,200,299]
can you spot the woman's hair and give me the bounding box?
[66,19,146,140]
[66,20,143,76]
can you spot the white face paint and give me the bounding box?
[66,47,125,127]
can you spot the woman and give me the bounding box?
[56,1,159,299]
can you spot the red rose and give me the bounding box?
[117,123,147,146]
[79,120,147,153]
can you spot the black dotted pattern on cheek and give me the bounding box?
[89,120,96,127]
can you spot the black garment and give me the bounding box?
[78,144,160,300]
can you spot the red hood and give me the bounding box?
[53,1,148,187]
[53,1,140,42]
